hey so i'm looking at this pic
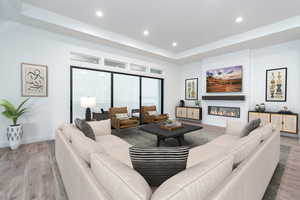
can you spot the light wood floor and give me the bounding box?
[0,141,67,200]
[275,136,300,200]
[0,125,299,200]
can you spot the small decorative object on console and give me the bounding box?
[278,106,293,114]
[195,100,201,107]
[179,100,185,107]
[80,97,96,121]
[260,103,266,112]
[255,104,260,112]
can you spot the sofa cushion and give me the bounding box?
[96,135,132,149]
[225,120,247,137]
[129,146,189,187]
[91,153,152,200]
[96,135,132,167]
[241,119,261,137]
[210,134,239,148]
[260,123,273,141]
[106,147,133,168]
[187,143,229,168]
[151,154,234,200]
[229,131,261,166]
[71,132,105,164]
[249,123,273,142]
[75,119,96,140]
[61,124,83,142]
[88,119,111,136]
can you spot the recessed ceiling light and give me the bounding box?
[172,42,177,47]
[235,17,243,23]
[143,30,149,36]
[96,11,103,17]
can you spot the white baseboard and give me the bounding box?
[0,135,55,148]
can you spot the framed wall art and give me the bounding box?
[266,67,287,102]
[206,65,243,93]
[185,78,198,100]
[21,63,48,97]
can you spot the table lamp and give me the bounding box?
[80,97,96,121]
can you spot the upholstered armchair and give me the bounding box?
[141,105,168,124]
[109,107,139,129]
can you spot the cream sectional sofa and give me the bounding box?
[55,119,280,200]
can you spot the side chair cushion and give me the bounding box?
[120,119,138,125]
[115,113,130,120]
[129,146,190,187]
[148,111,160,116]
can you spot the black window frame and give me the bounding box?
[70,65,164,123]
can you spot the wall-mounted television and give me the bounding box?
[206,65,243,93]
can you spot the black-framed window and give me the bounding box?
[70,66,164,122]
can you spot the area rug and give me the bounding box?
[114,127,291,200]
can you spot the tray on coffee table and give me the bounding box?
[160,124,183,131]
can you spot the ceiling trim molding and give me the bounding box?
[2,2,299,63]
[176,15,300,59]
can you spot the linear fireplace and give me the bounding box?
[208,106,240,118]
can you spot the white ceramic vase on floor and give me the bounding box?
[7,125,23,150]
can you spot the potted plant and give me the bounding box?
[195,100,201,107]
[0,98,30,150]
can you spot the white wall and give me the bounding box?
[180,40,300,131]
[0,20,180,147]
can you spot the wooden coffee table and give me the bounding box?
[140,123,202,146]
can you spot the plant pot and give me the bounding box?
[7,124,23,150]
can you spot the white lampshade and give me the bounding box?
[80,97,96,108]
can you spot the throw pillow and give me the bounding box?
[129,146,190,187]
[229,131,261,166]
[88,119,111,136]
[148,111,159,116]
[75,119,96,140]
[241,119,261,137]
[115,113,129,120]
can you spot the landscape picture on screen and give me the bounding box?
[206,66,242,93]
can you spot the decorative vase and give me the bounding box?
[7,124,23,150]
[260,103,266,112]
[255,104,260,111]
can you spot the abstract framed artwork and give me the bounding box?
[185,78,198,100]
[21,63,48,97]
[206,66,243,93]
[265,67,287,102]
